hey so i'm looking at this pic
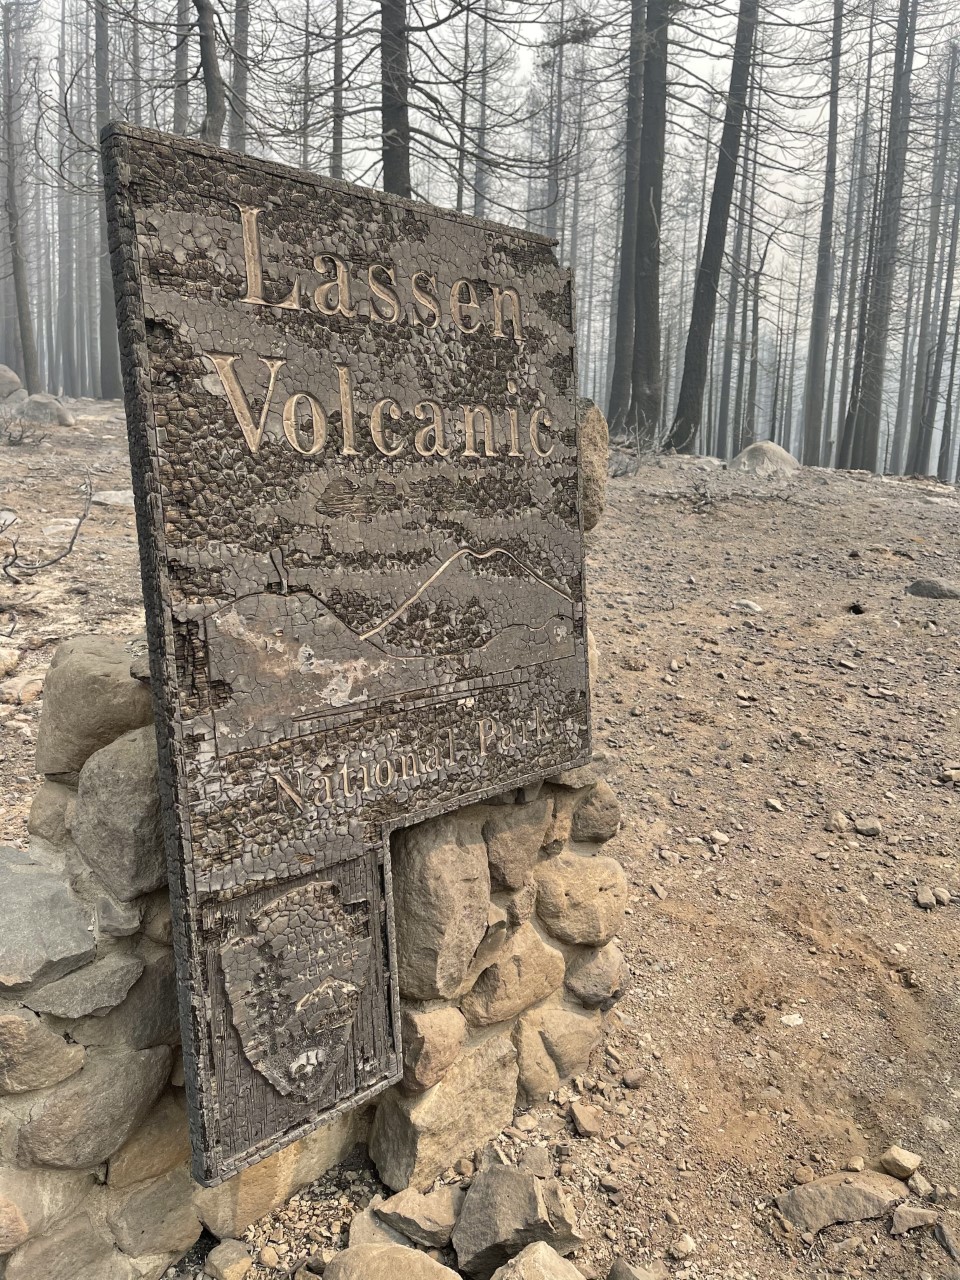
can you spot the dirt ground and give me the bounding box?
[1,403,958,1280]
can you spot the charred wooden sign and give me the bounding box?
[102,124,590,1184]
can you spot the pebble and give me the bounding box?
[909,1172,935,1198]
[854,817,882,837]
[258,1244,281,1268]
[845,1157,865,1173]
[765,797,784,813]
[670,1233,697,1259]
[622,1070,644,1090]
[916,885,937,910]
[570,1100,604,1138]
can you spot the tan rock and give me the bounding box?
[204,1239,253,1279]
[106,1165,201,1256]
[890,1204,938,1235]
[18,1045,172,1168]
[482,800,551,890]
[375,1185,465,1247]
[564,941,625,1010]
[108,1090,191,1188]
[4,1210,123,1280]
[0,646,19,679]
[0,1166,93,1254]
[880,1145,922,1179]
[452,1163,582,1277]
[578,399,608,533]
[489,1242,585,1278]
[35,637,154,781]
[27,781,75,847]
[462,925,565,1027]
[534,855,627,946]
[349,1195,413,1248]
[325,1244,457,1279]
[392,815,490,1000]
[370,1032,518,1190]
[775,1171,907,1236]
[402,1007,467,1091]
[570,780,620,843]
[0,671,43,706]
[0,1005,85,1094]
[196,1109,364,1238]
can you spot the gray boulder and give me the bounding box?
[105,1165,202,1256]
[392,814,490,999]
[23,952,144,1019]
[452,1161,582,1279]
[64,946,179,1048]
[0,364,21,399]
[578,399,609,533]
[729,440,800,478]
[70,727,166,901]
[0,1005,86,1093]
[0,847,95,992]
[906,578,960,600]
[18,393,75,427]
[35,636,155,781]
[18,1045,171,1168]
[26,781,74,847]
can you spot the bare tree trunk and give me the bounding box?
[848,0,919,472]
[801,0,842,466]
[381,0,411,197]
[926,124,960,479]
[943,291,960,481]
[472,0,489,218]
[455,1,471,213]
[301,0,311,169]
[95,0,122,398]
[666,0,760,453]
[825,102,860,463]
[57,0,77,395]
[606,0,644,434]
[195,0,227,145]
[906,45,958,474]
[131,0,142,125]
[630,0,670,448]
[1,2,40,392]
[891,227,919,469]
[173,0,191,133]
[228,0,249,151]
[331,0,344,179]
[716,85,753,460]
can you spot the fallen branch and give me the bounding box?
[1,476,92,584]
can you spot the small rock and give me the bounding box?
[794,1165,815,1185]
[520,1147,553,1178]
[0,670,43,705]
[92,489,136,508]
[825,810,851,833]
[669,1233,696,1259]
[205,1239,253,1279]
[375,1185,465,1248]
[570,1101,604,1138]
[854,818,882,837]
[780,1013,804,1027]
[22,952,144,1019]
[845,1157,866,1173]
[488,1241,585,1278]
[909,1172,934,1198]
[891,1205,939,1235]
[259,1244,281,1268]
[880,1145,923,1179]
[325,1244,458,1278]
[606,1262,669,1280]
[916,886,937,911]
[622,1070,644,1090]
[932,886,952,906]
[765,797,784,813]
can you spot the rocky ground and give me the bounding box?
[1,405,958,1280]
